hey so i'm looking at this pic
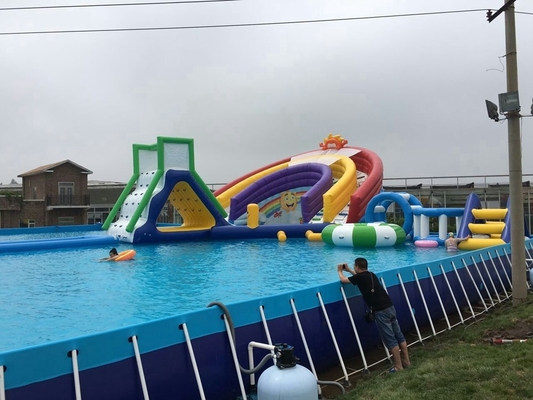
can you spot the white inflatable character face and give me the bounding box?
[280,191,297,212]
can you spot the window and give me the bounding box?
[58,216,75,225]
[58,182,74,205]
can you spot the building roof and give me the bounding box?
[18,160,93,177]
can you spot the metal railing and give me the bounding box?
[45,194,90,207]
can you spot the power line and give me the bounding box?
[0,8,524,37]
[0,0,240,12]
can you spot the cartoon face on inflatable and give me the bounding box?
[280,191,298,212]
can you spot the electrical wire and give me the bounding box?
[0,8,495,36]
[0,0,240,11]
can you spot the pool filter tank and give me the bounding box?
[257,344,318,400]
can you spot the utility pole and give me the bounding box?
[503,2,527,305]
[488,1,527,305]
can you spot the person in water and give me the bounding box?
[101,248,119,261]
[445,232,471,252]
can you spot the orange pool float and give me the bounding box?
[114,249,136,261]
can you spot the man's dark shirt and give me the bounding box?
[348,270,393,311]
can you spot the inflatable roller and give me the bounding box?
[321,222,406,248]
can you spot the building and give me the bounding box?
[18,160,93,227]
[0,160,93,228]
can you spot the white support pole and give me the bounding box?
[317,292,349,383]
[461,259,489,312]
[438,214,448,240]
[222,315,247,400]
[451,261,476,319]
[412,270,436,336]
[258,306,276,366]
[70,350,82,400]
[413,213,421,238]
[427,267,452,330]
[440,264,465,325]
[340,287,369,371]
[289,298,321,396]
[181,324,206,400]
[476,254,501,303]
[469,257,496,307]
[397,274,423,343]
[420,214,429,238]
[497,249,513,288]
[486,252,510,299]
[130,336,150,400]
[0,366,5,400]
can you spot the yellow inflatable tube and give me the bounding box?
[322,156,357,222]
[458,238,505,251]
[305,230,323,242]
[468,222,505,235]
[471,208,508,220]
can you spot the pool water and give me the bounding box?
[0,236,445,353]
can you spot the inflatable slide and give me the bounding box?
[102,137,230,243]
[215,134,383,225]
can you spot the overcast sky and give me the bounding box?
[1,0,533,186]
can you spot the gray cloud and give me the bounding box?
[1,1,532,186]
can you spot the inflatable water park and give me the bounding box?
[98,134,528,251]
[1,134,532,400]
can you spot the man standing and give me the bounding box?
[337,257,410,372]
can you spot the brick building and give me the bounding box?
[9,160,92,227]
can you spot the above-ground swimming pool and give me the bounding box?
[1,228,445,353]
[0,226,524,400]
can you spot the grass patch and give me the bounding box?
[335,297,533,400]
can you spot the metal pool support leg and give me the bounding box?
[316,292,349,385]
[472,259,496,307]
[289,298,322,397]
[476,254,502,303]
[451,261,476,319]
[397,273,423,343]
[426,267,452,331]
[258,306,276,366]
[502,248,512,271]
[68,349,82,400]
[412,270,436,337]
[129,336,150,400]
[497,249,513,289]
[439,264,465,326]
[340,286,369,371]
[0,365,5,400]
[492,250,512,292]
[222,315,247,400]
[486,252,510,300]
[180,324,206,400]
[461,259,489,311]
